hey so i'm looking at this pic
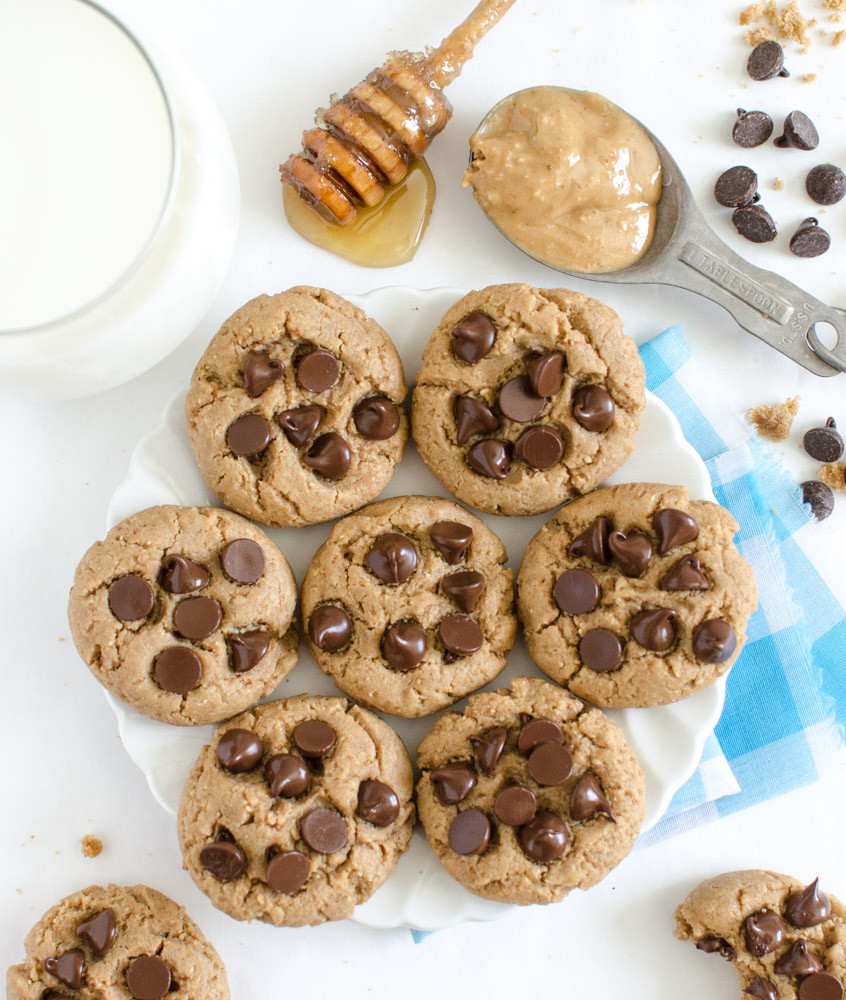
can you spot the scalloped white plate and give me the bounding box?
[106,286,720,930]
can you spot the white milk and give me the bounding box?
[0,0,174,330]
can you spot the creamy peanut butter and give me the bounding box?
[464,87,663,273]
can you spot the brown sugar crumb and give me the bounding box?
[832,12,844,22]
[741,1,815,49]
[747,396,801,440]
[824,0,846,11]
[819,462,846,490]
[746,26,774,43]
[802,71,818,80]
[740,2,767,24]
[834,27,846,43]
[773,177,785,189]
[81,835,103,858]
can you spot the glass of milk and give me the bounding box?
[0,0,240,399]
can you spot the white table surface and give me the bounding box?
[3,1,846,996]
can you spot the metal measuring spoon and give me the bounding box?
[471,88,846,377]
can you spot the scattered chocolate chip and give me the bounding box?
[497,375,546,423]
[227,629,270,672]
[790,218,831,258]
[804,418,844,463]
[570,773,615,822]
[431,763,477,805]
[77,909,116,957]
[264,754,309,798]
[773,939,822,977]
[300,808,348,854]
[660,555,711,591]
[126,955,171,1000]
[527,742,574,786]
[785,878,832,927]
[381,621,427,670]
[527,353,566,397]
[266,849,310,894]
[806,164,846,206]
[714,165,760,207]
[277,404,323,447]
[173,595,222,640]
[732,204,777,243]
[774,111,819,150]
[696,936,736,960]
[296,348,340,393]
[302,432,351,479]
[153,646,203,694]
[454,394,500,445]
[429,521,473,564]
[572,384,615,431]
[568,516,610,564]
[308,604,352,651]
[553,568,600,615]
[441,570,485,613]
[744,909,786,958]
[494,785,537,826]
[799,972,844,1000]
[608,530,653,577]
[514,425,565,469]
[199,839,246,881]
[448,809,491,855]
[692,618,737,663]
[747,39,789,80]
[243,349,283,397]
[439,614,483,656]
[108,574,154,621]
[653,509,699,555]
[43,951,85,990]
[356,779,400,826]
[801,481,835,521]
[630,608,677,652]
[216,728,263,773]
[518,718,563,754]
[220,538,265,584]
[579,628,623,672]
[451,312,497,363]
[365,532,418,584]
[292,719,336,759]
[466,438,511,479]
[353,396,400,439]
[470,727,507,774]
[745,975,778,1000]
[226,413,273,456]
[519,809,570,862]
[733,109,774,148]
[159,555,208,594]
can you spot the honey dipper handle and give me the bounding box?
[421,0,519,89]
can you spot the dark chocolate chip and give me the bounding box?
[745,976,778,1000]
[570,773,615,822]
[747,39,789,80]
[173,595,222,640]
[714,165,760,207]
[300,808,348,853]
[356,779,400,826]
[438,614,483,656]
[785,878,832,927]
[448,809,491,855]
[744,909,786,958]
[296,348,340,393]
[773,939,822,977]
[216,728,263,773]
[470,727,507,774]
[579,629,623,672]
[732,204,777,243]
[572,384,615,431]
[302,432,351,480]
[381,621,427,670]
[608,530,653,577]
[353,396,400,440]
[801,481,835,521]
[454,395,500,445]
[431,763,476,805]
[553,568,600,615]
[220,538,265,584]
[292,719,336,758]
[77,909,116,957]
[441,570,485,613]
[696,936,736,960]
[266,850,310,894]
[466,438,511,479]
[652,508,699,555]
[804,418,844,462]
[108,575,154,621]
[308,604,352,651]
[790,218,831,258]
[264,754,309,798]
[125,955,171,1000]
[733,109,774,148]
[227,629,270,673]
[527,742,574,786]
[517,718,563,754]
[775,111,819,150]
[159,555,208,594]
[514,425,565,469]
[277,404,323,447]
[497,375,546,423]
[806,164,846,205]
[494,785,537,826]
[568,517,610,564]
[429,521,473,564]
[799,973,844,1000]
[519,809,569,862]
[660,555,711,591]
[199,839,246,881]
[153,647,203,694]
[365,532,418,584]
[226,413,273,456]
[243,349,283,397]
[629,608,677,652]
[692,618,737,663]
[527,353,566,397]
[451,312,497,363]
[43,952,85,990]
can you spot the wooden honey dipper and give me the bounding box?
[279,0,518,226]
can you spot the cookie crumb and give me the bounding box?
[747,396,801,440]
[81,835,103,858]
[819,461,846,490]
[773,177,785,189]
[802,71,818,80]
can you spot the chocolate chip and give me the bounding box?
[653,508,699,555]
[714,165,760,207]
[227,629,270,672]
[454,395,500,445]
[277,404,323,447]
[296,348,340,393]
[448,809,491,855]
[527,742,574,786]
[732,204,777,243]
[744,909,786,958]
[660,555,711,591]
[608,530,653,577]
[108,575,154,621]
[199,838,246,881]
[568,517,610,564]
[692,618,737,663]
[266,849,310,894]
[243,349,283,397]
[733,109,774,148]
[153,646,203,694]
[553,568,600,615]
[629,608,677,652]
[43,951,85,990]
[77,909,116,957]
[747,39,789,80]
[439,614,483,656]
[300,808,348,853]
[466,438,512,479]
[572,384,615,431]
[308,604,352,651]
[785,878,832,927]
[470,727,507,774]
[773,939,822,977]
[264,754,309,798]
[431,763,476,805]
[125,955,171,1000]
[519,809,569,862]
[429,521,473,564]
[799,972,844,1000]
[353,396,400,440]
[302,432,351,479]
[518,718,563,754]
[226,413,273,456]
[292,719,336,759]
[806,164,846,205]
[356,779,400,826]
[790,218,831,258]
[579,628,623,672]
[365,532,418,584]
[494,785,537,826]
[696,936,736,960]
[804,418,844,462]
[497,375,546,423]
[172,596,222,640]
[527,353,566,397]
[451,312,497,363]
[801,481,835,521]
[745,976,778,1000]
[441,570,485,613]
[775,111,819,150]
[514,425,565,469]
[570,773,615,822]
[216,728,263,773]
[220,538,265,584]
[159,555,208,594]
[381,621,427,670]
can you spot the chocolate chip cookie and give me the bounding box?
[177,695,414,926]
[412,284,645,516]
[6,883,229,1000]
[300,495,516,717]
[675,870,846,1000]
[185,287,407,527]
[68,505,298,726]
[518,483,757,708]
[415,676,644,904]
